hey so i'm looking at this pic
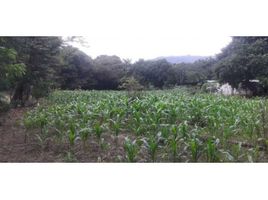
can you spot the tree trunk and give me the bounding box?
[11,83,24,107]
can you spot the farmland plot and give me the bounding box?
[23,88,268,162]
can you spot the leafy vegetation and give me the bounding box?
[2,36,268,162]
[23,88,268,162]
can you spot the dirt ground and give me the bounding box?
[0,108,135,162]
[0,108,60,162]
[1,108,268,162]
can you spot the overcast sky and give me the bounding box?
[60,0,234,61]
[70,36,232,61]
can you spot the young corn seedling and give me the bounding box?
[110,118,121,145]
[160,125,169,140]
[259,100,268,138]
[38,113,48,135]
[35,133,49,151]
[68,123,76,148]
[79,128,91,150]
[124,138,138,162]
[168,126,179,162]
[190,138,201,162]
[206,139,220,162]
[143,134,161,162]
[168,107,177,124]
[178,121,189,139]
[93,122,103,143]
[112,121,120,136]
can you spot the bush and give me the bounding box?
[32,82,51,99]
[119,76,144,91]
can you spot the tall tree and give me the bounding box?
[58,45,95,89]
[0,37,63,106]
[0,41,26,92]
[215,37,268,93]
[130,59,172,88]
[93,55,126,90]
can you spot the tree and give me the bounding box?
[166,58,216,86]
[215,37,268,94]
[93,55,126,90]
[0,45,26,91]
[0,41,26,112]
[119,76,144,91]
[0,37,63,106]
[130,59,172,88]
[58,45,95,89]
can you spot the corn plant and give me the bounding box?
[110,118,121,145]
[190,138,201,162]
[124,138,138,162]
[110,119,120,137]
[168,126,179,161]
[143,134,161,162]
[23,88,268,162]
[259,100,268,138]
[79,128,91,149]
[68,123,76,147]
[178,121,189,139]
[93,121,103,142]
[206,139,219,162]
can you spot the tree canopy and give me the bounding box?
[215,37,268,93]
[0,37,63,106]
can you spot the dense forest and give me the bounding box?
[1,36,268,109]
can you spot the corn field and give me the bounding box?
[23,88,268,162]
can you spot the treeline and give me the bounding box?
[1,36,268,107]
[58,45,217,90]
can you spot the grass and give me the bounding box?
[23,88,268,162]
